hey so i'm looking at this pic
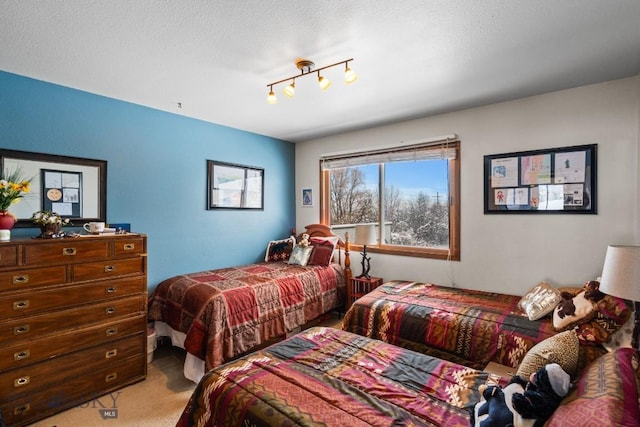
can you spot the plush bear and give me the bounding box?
[471,363,570,427]
[298,233,310,247]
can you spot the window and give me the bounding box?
[320,139,460,260]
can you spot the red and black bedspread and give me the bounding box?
[177,327,492,427]
[147,261,344,370]
[342,280,557,369]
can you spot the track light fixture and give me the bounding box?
[266,58,357,103]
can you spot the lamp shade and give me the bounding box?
[354,224,377,246]
[599,245,640,302]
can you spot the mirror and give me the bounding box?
[0,149,107,227]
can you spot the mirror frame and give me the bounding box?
[0,149,107,227]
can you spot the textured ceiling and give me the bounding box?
[2,0,640,142]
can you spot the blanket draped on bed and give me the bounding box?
[343,280,557,369]
[177,327,492,427]
[148,262,344,370]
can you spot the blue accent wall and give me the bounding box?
[0,70,295,290]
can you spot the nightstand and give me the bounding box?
[347,276,383,311]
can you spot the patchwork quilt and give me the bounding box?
[148,261,344,370]
[177,327,493,427]
[342,280,557,369]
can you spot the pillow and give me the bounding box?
[552,291,597,331]
[310,235,340,263]
[307,244,334,266]
[264,236,296,262]
[518,281,562,321]
[310,235,340,250]
[516,330,580,380]
[602,312,634,351]
[576,295,632,346]
[546,348,640,427]
[288,245,313,266]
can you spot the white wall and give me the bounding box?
[296,76,640,296]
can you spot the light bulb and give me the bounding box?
[267,90,277,104]
[318,75,331,90]
[344,67,358,84]
[283,82,295,98]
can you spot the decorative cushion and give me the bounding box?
[602,313,634,351]
[577,295,632,346]
[307,244,334,266]
[546,348,640,427]
[264,236,295,262]
[552,291,597,331]
[287,245,313,266]
[518,281,562,321]
[310,235,340,250]
[516,330,580,380]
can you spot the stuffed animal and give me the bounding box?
[298,233,310,247]
[471,363,570,427]
[556,280,603,319]
[582,280,605,302]
[472,385,514,427]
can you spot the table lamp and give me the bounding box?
[598,245,640,349]
[354,224,377,279]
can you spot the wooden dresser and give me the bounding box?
[0,233,147,426]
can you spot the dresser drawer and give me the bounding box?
[0,244,18,267]
[73,256,145,282]
[0,314,146,371]
[0,276,145,320]
[1,354,145,427]
[23,239,110,265]
[0,333,144,396]
[0,295,145,345]
[114,237,145,257]
[0,265,67,293]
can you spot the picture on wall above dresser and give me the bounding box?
[0,149,107,226]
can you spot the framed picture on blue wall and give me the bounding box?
[207,160,264,210]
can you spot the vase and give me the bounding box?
[38,223,62,239]
[0,210,15,241]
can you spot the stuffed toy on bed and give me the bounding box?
[471,363,570,427]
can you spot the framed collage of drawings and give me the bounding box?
[484,144,597,214]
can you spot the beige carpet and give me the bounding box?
[28,345,196,427]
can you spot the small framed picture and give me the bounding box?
[302,188,313,207]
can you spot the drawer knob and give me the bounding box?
[63,247,77,255]
[14,376,30,387]
[123,243,135,250]
[12,275,29,284]
[106,286,117,294]
[106,307,116,315]
[105,372,118,382]
[14,324,30,335]
[105,349,118,358]
[13,300,29,310]
[14,403,30,415]
[104,265,115,272]
[14,349,30,361]
[106,327,118,336]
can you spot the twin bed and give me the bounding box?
[149,226,637,426]
[147,224,351,382]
